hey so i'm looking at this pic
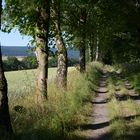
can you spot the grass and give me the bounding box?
[121,63,140,94]
[8,62,140,140]
[108,98,140,140]
[5,62,102,140]
[106,65,140,140]
[127,73,140,94]
[5,67,75,97]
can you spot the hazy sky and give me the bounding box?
[0,30,31,46]
[1,0,31,46]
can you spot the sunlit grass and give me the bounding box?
[108,93,140,140]
[107,67,140,140]
[5,67,75,96]
[6,62,102,140]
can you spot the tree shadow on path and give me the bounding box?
[73,114,140,140]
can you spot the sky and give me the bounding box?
[0,0,31,47]
[0,30,31,46]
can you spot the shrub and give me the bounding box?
[22,56,38,69]
[48,57,79,68]
[3,56,24,71]
[68,58,79,66]
[3,56,79,71]
[48,57,57,67]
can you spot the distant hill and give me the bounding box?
[1,46,34,57]
[1,46,79,59]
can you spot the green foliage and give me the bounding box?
[3,56,24,71]
[68,58,79,67]
[86,62,103,88]
[3,56,36,71]
[121,63,140,94]
[2,0,140,64]
[3,56,79,71]
[48,57,57,67]
[119,63,140,94]
[130,74,140,93]
[22,56,38,69]
[3,0,40,36]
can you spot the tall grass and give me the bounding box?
[107,65,140,140]
[127,74,140,94]
[120,63,140,94]
[109,98,140,140]
[8,62,102,140]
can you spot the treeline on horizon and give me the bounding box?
[3,56,79,71]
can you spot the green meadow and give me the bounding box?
[5,67,75,96]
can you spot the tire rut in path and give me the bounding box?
[87,74,111,140]
[124,80,140,106]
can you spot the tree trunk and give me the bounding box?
[35,45,48,102]
[88,33,94,62]
[0,45,13,138]
[52,0,68,88]
[35,1,50,103]
[95,31,99,61]
[56,36,68,88]
[137,29,140,45]
[0,0,13,138]
[79,9,87,73]
[79,39,86,73]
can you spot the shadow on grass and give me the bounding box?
[129,95,140,100]
[79,114,140,130]
[16,129,64,140]
[72,114,140,140]
[91,100,108,104]
[11,106,140,140]
[68,132,111,140]
[114,93,140,101]
[80,121,109,130]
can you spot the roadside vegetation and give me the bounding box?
[6,62,102,140]
[3,56,79,71]
[106,64,140,140]
[121,63,140,94]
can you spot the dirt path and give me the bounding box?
[78,73,140,140]
[80,74,111,140]
[90,75,110,140]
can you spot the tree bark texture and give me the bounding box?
[0,58,13,138]
[56,36,68,88]
[52,0,68,88]
[79,9,87,73]
[88,33,94,62]
[0,0,13,138]
[35,0,50,103]
[95,30,100,61]
[79,39,86,73]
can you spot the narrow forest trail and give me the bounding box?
[79,73,111,140]
[90,74,110,140]
[78,71,140,140]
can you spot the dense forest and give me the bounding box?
[0,0,140,140]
